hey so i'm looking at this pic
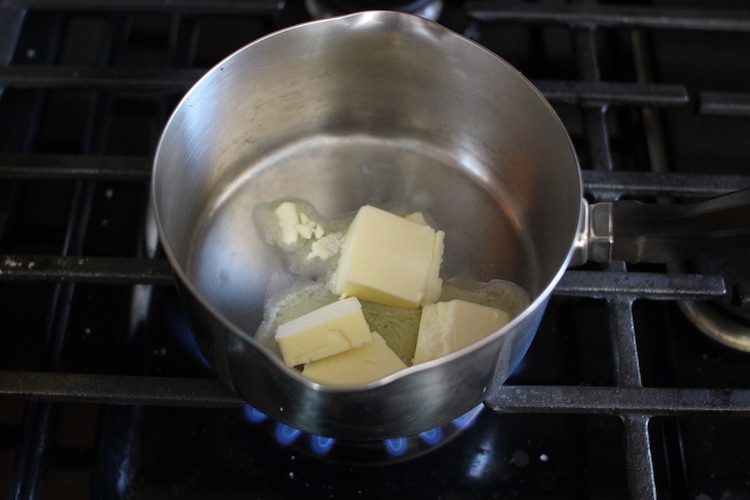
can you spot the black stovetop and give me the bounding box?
[1,1,750,499]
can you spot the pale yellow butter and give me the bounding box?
[273,201,324,246]
[296,212,324,240]
[307,232,344,261]
[302,332,407,386]
[404,211,427,225]
[275,296,373,367]
[332,205,444,309]
[274,201,301,245]
[413,299,510,364]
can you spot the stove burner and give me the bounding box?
[305,0,443,21]
[242,403,484,464]
[159,289,486,463]
[679,299,750,351]
[676,244,750,352]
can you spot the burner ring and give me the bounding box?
[241,403,485,465]
[675,245,750,352]
[678,300,750,352]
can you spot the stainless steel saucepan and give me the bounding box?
[151,11,750,440]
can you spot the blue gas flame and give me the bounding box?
[275,423,303,445]
[451,405,483,429]
[418,427,444,446]
[242,402,484,457]
[384,437,408,457]
[242,405,268,423]
[310,435,336,455]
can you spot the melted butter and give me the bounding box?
[254,200,530,367]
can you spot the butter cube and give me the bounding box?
[413,300,510,364]
[275,297,373,367]
[404,212,427,225]
[332,205,444,309]
[302,332,407,386]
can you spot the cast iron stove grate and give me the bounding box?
[1,1,750,499]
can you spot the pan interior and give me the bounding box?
[185,131,535,340]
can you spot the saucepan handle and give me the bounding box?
[574,187,750,265]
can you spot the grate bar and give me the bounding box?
[486,385,750,416]
[0,254,727,301]
[0,254,174,285]
[608,297,642,387]
[3,0,284,14]
[582,170,750,198]
[0,153,150,180]
[4,155,748,198]
[555,270,726,301]
[0,65,691,108]
[0,65,203,90]
[0,371,241,408]
[533,80,688,107]
[3,371,750,415]
[623,415,658,499]
[698,91,750,117]
[466,2,750,32]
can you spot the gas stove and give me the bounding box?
[1,1,750,499]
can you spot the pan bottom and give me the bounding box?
[185,131,534,343]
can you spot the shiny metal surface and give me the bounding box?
[573,188,750,265]
[152,11,582,439]
[609,188,750,263]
